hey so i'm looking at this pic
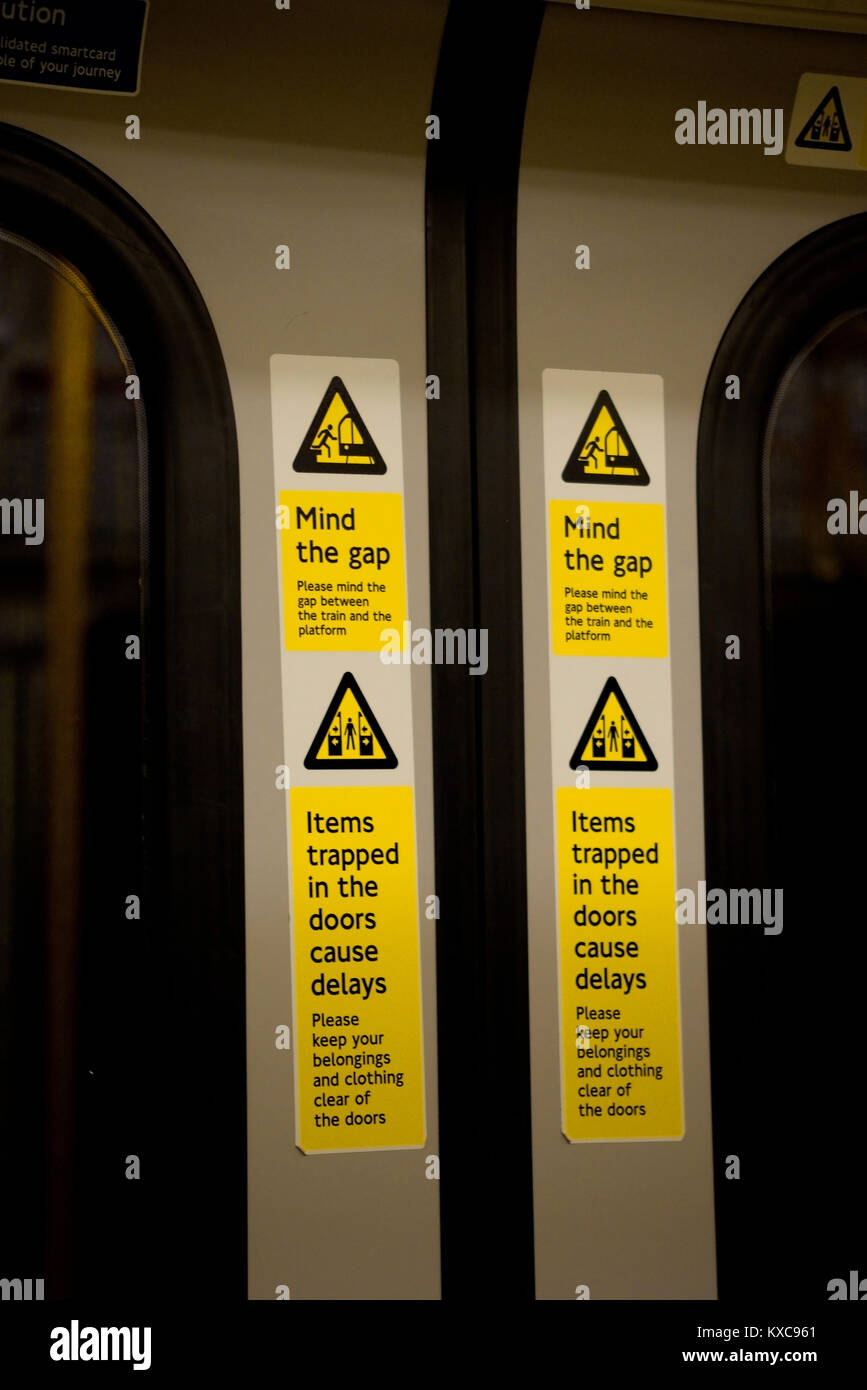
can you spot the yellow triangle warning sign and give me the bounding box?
[304,672,397,769]
[292,376,387,475]
[562,390,649,486]
[794,85,852,152]
[569,677,657,772]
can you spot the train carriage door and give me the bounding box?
[0,122,244,1300]
[516,0,867,1303]
[699,211,867,1302]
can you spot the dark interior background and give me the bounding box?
[0,231,152,1297]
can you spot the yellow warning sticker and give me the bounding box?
[292,375,387,474]
[279,490,407,651]
[549,500,668,657]
[562,390,649,486]
[290,785,425,1153]
[305,673,397,770]
[786,73,867,171]
[556,787,683,1142]
[794,84,851,152]
[570,677,657,772]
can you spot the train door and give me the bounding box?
[0,0,447,1303]
[699,212,867,1301]
[516,1,867,1301]
[0,121,244,1300]
[4,0,867,1315]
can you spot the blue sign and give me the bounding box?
[0,1,148,96]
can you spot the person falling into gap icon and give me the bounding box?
[581,435,603,468]
[343,715,357,751]
[313,423,336,459]
[607,720,619,753]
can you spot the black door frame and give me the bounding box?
[425,0,544,1300]
[0,121,246,1300]
[697,210,867,1298]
